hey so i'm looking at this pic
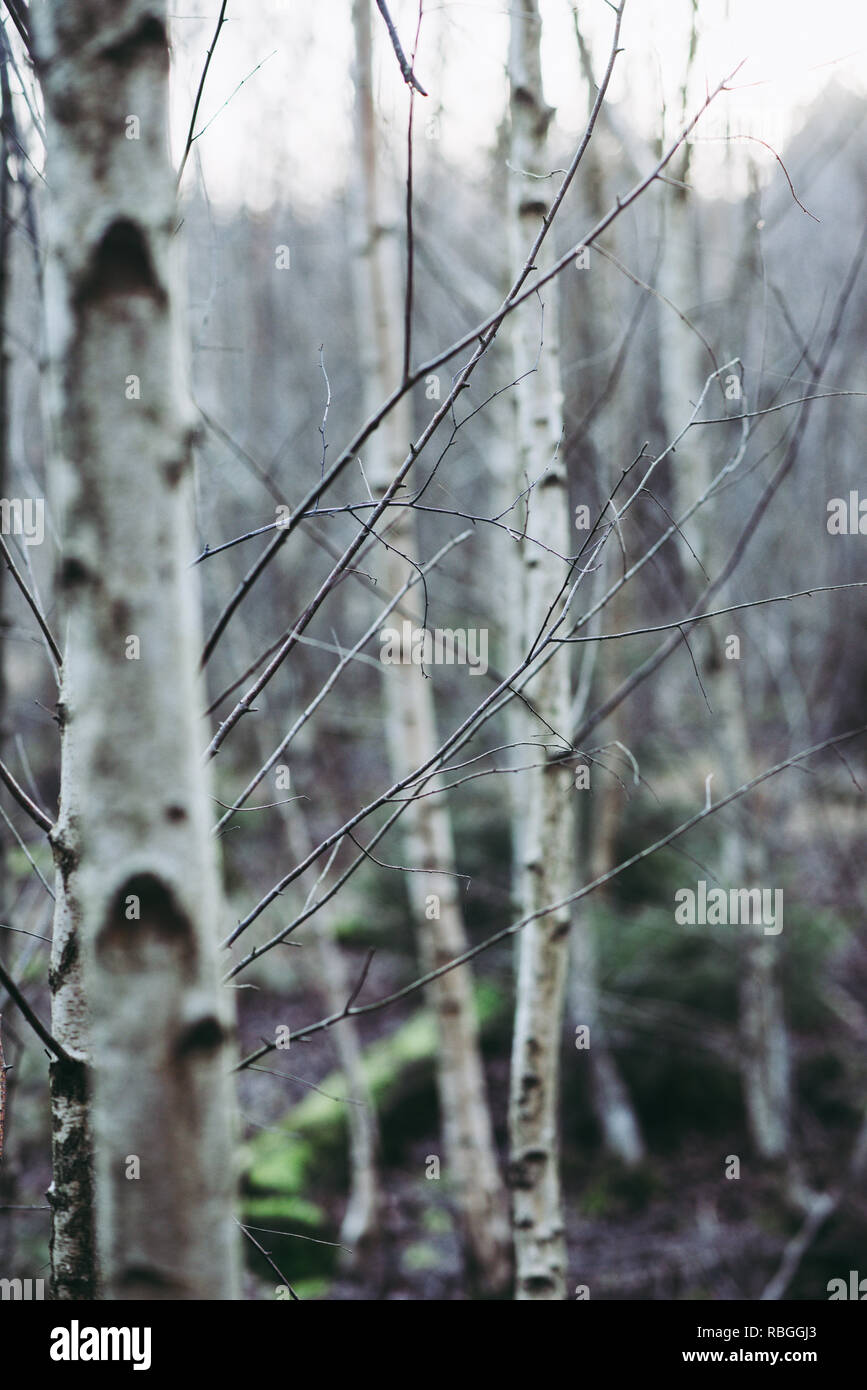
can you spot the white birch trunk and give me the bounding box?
[657,176,790,1161]
[506,0,571,1300]
[36,0,240,1298]
[351,0,511,1293]
[567,135,645,1169]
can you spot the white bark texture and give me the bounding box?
[36,0,240,1298]
[507,0,572,1300]
[47,684,98,1298]
[721,689,791,1159]
[351,0,511,1293]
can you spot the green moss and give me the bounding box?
[242,1136,315,1196]
[290,1278,330,1300]
[402,1241,442,1273]
[245,985,507,1200]
[422,1205,454,1236]
[243,1194,325,1228]
[8,846,52,880]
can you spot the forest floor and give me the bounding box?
[238,981,867,1302]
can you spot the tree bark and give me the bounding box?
[506,0,571,1300]
[35,0,240,1298]
[0,35,16,1280]
[0,32,9,753]
[350,0,511,1295]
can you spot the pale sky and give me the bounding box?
[169,0,867,211]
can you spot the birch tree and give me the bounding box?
[564,83,645,1167]
[350,0,511,1293]
[657,135,791,1160]
[35,0,240,1298]
[0,31,14,1277]
[506,0,572,1300]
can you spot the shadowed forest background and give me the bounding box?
[0,0,866,1301]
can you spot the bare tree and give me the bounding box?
[506,0,572,1300]
[0,0,859,1308]
[35,0,239,1298]
[349,0,511,1294]
[657,128,791,1160]
[563,77,646,1168]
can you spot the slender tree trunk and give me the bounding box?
[720,679,790,1159]
[36,0,240,1298]
[506,0,571,1300]
[0,34,9,754]
[351,0,511,1294]
[566,131,645,1168]
[657,170,790,1160]
[720,173,791,1160]
[0,34,16,1278]
[0,27,92,1298]
[572,591,646,1167]
[314,916,382,1263]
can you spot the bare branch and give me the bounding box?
[235,1219,300,1300]
[0,755,53,833]
[177,0,229,188]
[2,1,32,63]
[0,958,73,1064]
[557,583,867,644]
[199,3,633,666]
[236,726,867,1068]
[0,534,62,674]
[374,0,427,95]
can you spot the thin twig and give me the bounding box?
[235,1219,300,1300]
[243,1223,353,1255]
[344,948,375,1013]
[557,583,867,643]
[0,535,62,673]
[177,0,229,188]
[0,804,55,899]
[189,49,276,147]
[236,725,867,1067]
[375,0,427,94]
[0,959,73,1064]
[0,755,53,833]
[1,1,32,63]
[198,4,633,668]
[402,1,423,381]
